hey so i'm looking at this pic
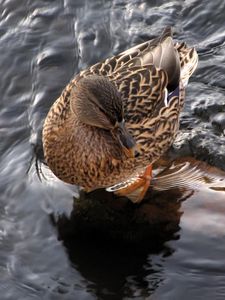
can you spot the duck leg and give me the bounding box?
[114,165,152,203]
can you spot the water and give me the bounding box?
[1,0,225,299]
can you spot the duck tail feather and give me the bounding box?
[161,26,173,41]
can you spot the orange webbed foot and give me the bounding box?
[110,165,152,203]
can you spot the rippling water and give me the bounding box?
[1,0,225,299]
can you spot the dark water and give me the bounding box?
[1,0,225,299]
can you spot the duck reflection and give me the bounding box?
[40,156,225,299]
[53,172,194,299]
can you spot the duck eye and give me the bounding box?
[117,110,124,123]
[96,105,116,128]
[117,115,123,123]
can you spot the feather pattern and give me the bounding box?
[42,27,198,192]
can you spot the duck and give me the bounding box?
[42,27,198,203]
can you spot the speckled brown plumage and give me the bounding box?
[42,27,198,192]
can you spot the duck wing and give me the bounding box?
[108,64,170,123]
[117,26,181,92]
[79,27,181,92]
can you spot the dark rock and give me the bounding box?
[192,97,225,120]
[189,131,225,170]
[211,112,225,133]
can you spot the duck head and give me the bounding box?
[70,75,138,158]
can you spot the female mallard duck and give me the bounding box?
[42,27,198,203]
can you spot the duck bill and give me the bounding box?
[115,121,136,158]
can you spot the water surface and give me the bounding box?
[1,0,225,299]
